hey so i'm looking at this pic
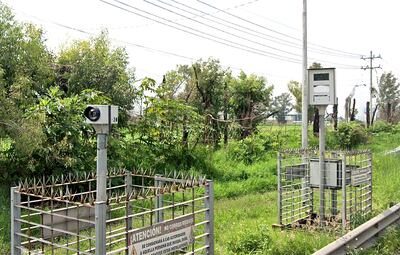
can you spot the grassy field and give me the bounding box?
[1,124,400,254]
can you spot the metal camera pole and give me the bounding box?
[84,105,118,255]
[317,105,326,226]
[95,132,108,255]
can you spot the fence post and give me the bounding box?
[155,175,164,223]
[125,171,132,254]
[277,152,282,225]
[205,180,214,255]
[342,154,347,230]
[368,151,373,213]
[11,187,21,255]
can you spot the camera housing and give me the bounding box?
[84,105,118,125]
[84,105,118,134]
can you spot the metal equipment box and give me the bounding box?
[310,158,344,189]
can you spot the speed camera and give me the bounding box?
[84,105,118,125]
[308,68,336,106]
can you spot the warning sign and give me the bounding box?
[351,167,370,186]
[128,215,194,255]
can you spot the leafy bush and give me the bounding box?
[308,129,340,149]
[0,87,108,183]
[369,121,394,134]
[227,224,271,254]
[334,122,368,149]
[226,130,296,165]
[258,132,289,151]
[226,135,265,164]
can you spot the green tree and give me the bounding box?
[229,71,273,138]
[161,65,199,148]
[272,92,293,124]
[287,80,301,113]
[191,58,227,147]
[0,3,55,181]
[378,71,400,123]
[287,80,314,123]
[0,4,54,96]
[124,77,204,171]
[1,87,108,182]
[57,32,136,124]
[309,62,322,69]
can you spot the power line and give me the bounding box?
[143,0,303,59]
[18,8,359,87]
[85,0,260,31]
[100,0,303,63]
[168,0,359,59]
[18,12,194,60]
[195,0,363,58]
[18,12,298,81]
[147,0,360,68]
[102,0,360,68]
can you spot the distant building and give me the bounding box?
[285,111,302,124]
[266,110,302,124]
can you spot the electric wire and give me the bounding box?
[167,0,360,59]
[18,12,297,80]
[102,0,360,69]
[147,0,360,68]
[143,0,304,58]
[85,0,260,31]
[100,0,303,63]
[18,8,360,87]
[195,0,364,58]
[18,12,194,61]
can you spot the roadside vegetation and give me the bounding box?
[1,3,400,254]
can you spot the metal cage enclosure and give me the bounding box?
[10,169,214,255]
[277,149,372,230]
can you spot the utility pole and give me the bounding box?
[301,0,308,148]
[361,51,381,127]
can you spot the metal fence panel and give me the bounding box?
[10,170,214,255]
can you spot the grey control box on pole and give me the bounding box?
[308,68,336,226]
[84,105,118,255]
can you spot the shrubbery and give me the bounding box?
[334,122,369,149]
[369,120,394,133]
[226,135,265,164]
[226,131,295,165]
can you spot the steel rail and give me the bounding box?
[313,203,400,255]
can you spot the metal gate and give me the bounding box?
[11,169,214,254]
